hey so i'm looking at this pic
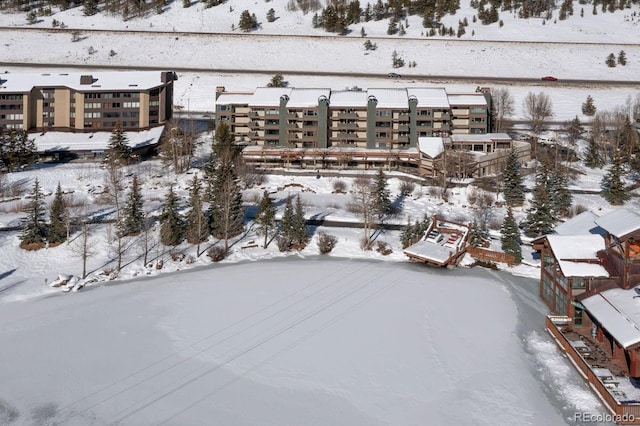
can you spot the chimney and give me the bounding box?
[80,75,93,85]
[215,86,226,100]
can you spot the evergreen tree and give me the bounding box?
[267,73,287,88]
[255,190,276,248]
[469,220,485,247]
[372,169,391,219]
[584,136,604,168]
[581,95,596,116]
[547,169,572,217]
[618,50,627,65]
[291,194,308,246]
[523,167,555,237]
[207,138,245,251]
[500,206,522,264]
[601,152,630,205]
[238,10,258,31]
[160,185,183,246]
[83,0,99,16]
[0,129,38,172]
[502,150,525,207]
[400,218,415,248]
[184,175,208,246]
[120,175,144,236]
[266,8,276,22]
[19,178,48,249]
[606,53,617,67]
[48,182,68,245]
[105,122,131,166]
[279,194,295,249]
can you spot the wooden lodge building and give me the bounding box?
[539,208,640,423]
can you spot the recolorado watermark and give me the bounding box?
[574,412,636,423]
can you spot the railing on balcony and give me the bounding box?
[337,112,359,119]
[546,316,640,425]
[337,122,358,129]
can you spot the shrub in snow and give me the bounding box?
[360,236,373,251]
[376,241,393,255]
[207,246,227,262]
[317,232,337,254]
[399,180,415,196]
[277,235,292,252]
[170,251,185,262]
[332,180,347,193]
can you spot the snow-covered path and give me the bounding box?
[0,258,595,425]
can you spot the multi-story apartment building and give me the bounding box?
[216,86,489,148]
[217,86,497,173]
[0,71,176,132]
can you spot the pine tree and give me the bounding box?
[291,194,308,246]
[267,73,286,88]
[266,8,276,22]
[502,150,525,207]
[256,190,276,248]
[500,206,522,264]
[105,122,131,166]
[372,169,391,219]
[207,153,244,252]
[547,169,572,217]
[523,167,555,238]
[0,129,38,172]
[48,182,68,245]
[118,175,143,237]
[83,0,99,16]
[239,10,257,32]
[584,137,605,168]
[618,50,627,66]
[581,95,596,116]
[19,178,48,249]
[184,175,208,247]
[606,53,617,67]
[469,220,485,247]
[279,194,295,249]
[601,152,630,205]
[160,185,183,246]
[400,218,415,248]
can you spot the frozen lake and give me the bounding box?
[0,258,611,425]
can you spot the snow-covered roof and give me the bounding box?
[215,92,252,105]
[0,71,170,93]
[448,94,487,106]
[249,87,292,107]
[418,137,444,158]
[403,239,453,264]
[554,210,603,236]
[367,88,408,109]
[583,288,640,349]
[407,88,449,108]
[595,209,640,239]
[328,90,368,107]
[31,127,164,153]
[450,133,511,143]
[287,88,330,108]
[546,234,609,278]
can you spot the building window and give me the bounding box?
[571,277,586,290]
[542,275,554,305]
[574,308,583,326]
[555,287,567,315]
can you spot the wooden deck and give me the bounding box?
[546,316,640,424]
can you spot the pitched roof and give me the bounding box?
[546,234,609,278]
[595,208,640,239]
[583,288,640,349]
[418,137,444,158]
[0,71,170,92]
[554,210,604,236]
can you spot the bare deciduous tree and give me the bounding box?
[348,176,375,249]
[492,88,515,133]
[523,91,554,135]
[161,121,194,174]
[104,161,125,271]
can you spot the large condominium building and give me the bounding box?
[215,86,490,150]
[0,71,176,132]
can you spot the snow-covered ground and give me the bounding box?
[0,258,603,426]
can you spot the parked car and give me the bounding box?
[387,72,401,78]
[541,76,558,81]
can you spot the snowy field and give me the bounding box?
[0,259,604,426]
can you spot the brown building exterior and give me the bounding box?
[540,209,640,378]
[0,71,176,132]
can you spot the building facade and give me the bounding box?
[0,71,176,132]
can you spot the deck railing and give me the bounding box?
[546,316,640,424]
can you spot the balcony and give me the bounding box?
[337,122,358,129]
[248,111,259,118]
[337,112,359,119]
[398,124,409,132]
